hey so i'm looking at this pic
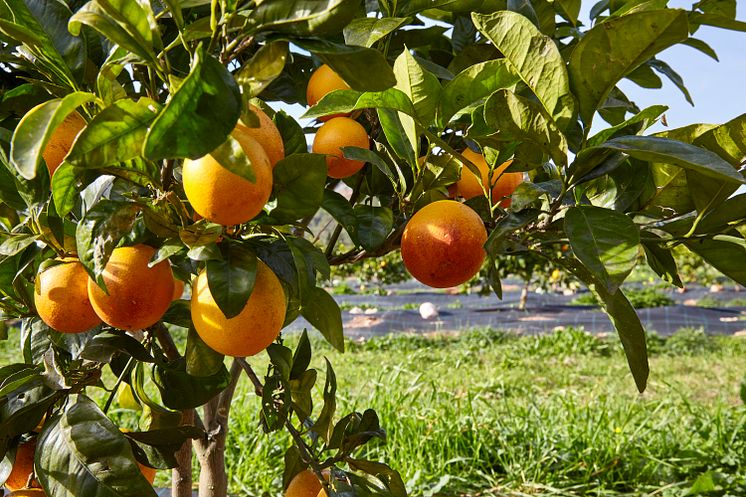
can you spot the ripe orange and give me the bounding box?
[172,278,185,301]
[456,148,523,207]
[400,200,487,288]
[34,259,102,333]
[183,127,273,226]
[87,244,174,331]
[6,490,46,497]
[306,64,351,121]
[312,117,369,179]
[5,441,39,491]
[42,112,86,176]
[235,104,285,168]
[285,470,322,497]
[191,260,286,357]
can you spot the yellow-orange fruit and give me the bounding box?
[235,105,285,167]
[312,117,369,179]
[191,261,286,357]
[456,148,523,207]
[6,490,46,497]
[172,279,185,301]
[401,200,487,288]
[286,470,323,497]
[42,112,86,176]
[183,128,273,226]
[34,259,102,333]
[5,441,40,491]
[87,245,174,331]
[306,64,351,121]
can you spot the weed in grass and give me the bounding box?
[572,286,675,309]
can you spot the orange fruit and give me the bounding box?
[286,470,323,497]
[456,148,523,207]
[6,490,46,497]
[34,259,102,333]
[312,117,369,179]
[306,64,351,121]
[191,260,286,357]
[87,244,174,331]
[235,104,285,168]
[183,127,273,226]
[42,112,86,176]
[5,441,39,491]
[172,278,185,301]
[401,200,487,288]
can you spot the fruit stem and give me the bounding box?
[103,355,135,414]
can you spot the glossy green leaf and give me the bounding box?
[353,205,394,252]
[292,38,396,91]
[124,426,204,470]
[378,108,417,167]
[440,59,521,125]
[344,17,410,47]
[273,110,308,156]
[69,0,162,66]
[206,243,257,319]
[303,88,416,121]
[564,206,640,294]
[263,153,327,224]
[685,234,746,286]
[67,98,159,169]
[472,11,575,128]
[682,37,719,60]
[648,59,692,105]
[591,135,745,184]
[568,9,688,126]
[10,92,94,180]
[154,359,231,410]
[144,46,241,160]
[393,48,441,125]
[587,105,668,147]
[186,326,225,377]
[236,41,289,99]
[75,200,141,282]
[301,287,343,352]
[207,134,256,183]
[311,358,337,440]
[484,89,568,167]
[36,394,158,497]
[641,235,682,287]
[693,112,746,166]
[247,0,361,36]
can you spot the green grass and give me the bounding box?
[572,287,675,309]
[1,327,745,497]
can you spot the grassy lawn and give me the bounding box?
[2,327,745,496]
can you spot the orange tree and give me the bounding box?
[0,1,745,497]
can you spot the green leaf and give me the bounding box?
[685,234,746,286]
[273,111,308,156]
[648,59,693,105]
[207,134,256,183]
[692,112,746,167]
[641,235,683,287]
[67,98,159,169]
[0,0,85,84]
[564,206,640,294]
[472,11,576,129]
[185,326,225,377]
[75,200,141,281]
[154,359,231,410]
[587,105,668,147]
[346,459,407,497]
[289,329,312,380]
[10,92,94,180]
[124,426,204,470]
[292,38,396,91]
[36,395,158,497]
[301,287,343,352]
[144,46,241,160]
[591,136,745,184]
[206,243,257,319]
[440,59,521,125]
[312,358,337,441]
[568,9,689,126]
[353,205,394,252]
[262,153,327,224]
[343,17,410,47]
[69,0,162,66]
[236,41,289,99]
[378,108,417,167]
[682,37,719,60]
[393,48,441,125]
[483,89,568,167]
[247,0,361,36]
[302,88,416,121]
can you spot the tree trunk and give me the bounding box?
[196,360,242,497]
[519,282,529,311]
[172,409,194,497]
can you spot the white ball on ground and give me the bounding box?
[419,302,439,320]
